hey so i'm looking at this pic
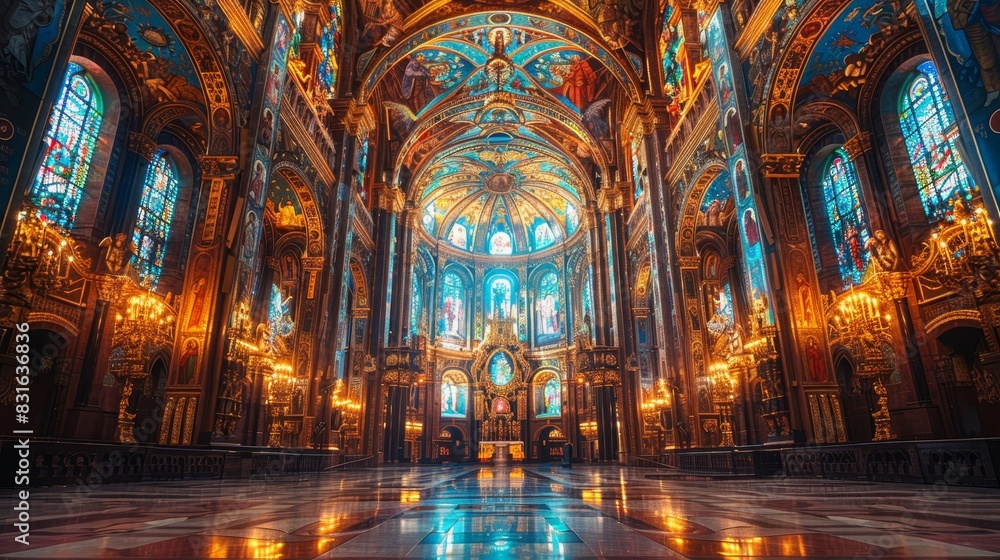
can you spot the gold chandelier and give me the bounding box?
[109,283,176,442]
[927,202,999,295]
[709,362,736,447]
[0,207,78,306]
[831,289,896,441]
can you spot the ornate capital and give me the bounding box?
[197,155,240,179]
[381,347,422,387]
[264,256,280,270]
[760,153,805,178]
[128,132,158,161]
[598,182,630,213]
[373,183,405,214]
[344,99,375,135]
[301,256,325,270]
[842,132,873,161]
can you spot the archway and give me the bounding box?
[835,357,874,442]
[131,358,168,444]
[937,327,1000,438]
[535,425,564,462]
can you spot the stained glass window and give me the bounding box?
[316,0,342,97]
[489,352,514,386]
[438,270,466,339]
[898,61,978,222]
[448,223,467,249]
[489,231,512,255]
[31,62,104,229]
[488,275,514,319]
[410,271,422,336]
[534,223,555,250]
[582,265,594,321]
[268,281,295,354]
[822,149,870,285]
[536,271,560,342]
[441,370,468,418]
[132,151,179,285]
[535,373,562,418]
[659,4,685,105]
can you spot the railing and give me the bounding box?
[629,455,680,470]
[325,454,377,471]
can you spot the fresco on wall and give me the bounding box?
[230,15,291,330]
[316,0,343,97]
[707,9,775,327]
[797,0,911,107]
[698,171,734,227]
[265,174,305,231]
[915,0,1000,208]
[659,1,687,115]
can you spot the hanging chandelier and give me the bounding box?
[0,207,79,307]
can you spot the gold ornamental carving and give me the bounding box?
[842,132,872,161]
[197,155,240,179]
[759,153,804,178]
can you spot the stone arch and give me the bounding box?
[269,165,326,257]
[677,163,727,257]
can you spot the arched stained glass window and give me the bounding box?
[410,270,422,336]
[31,62,104,229]
[535,271,561,342]
[582,265,594,324]
[441,370,468,418]
[822,149,870,285]
[534,223,554,250]
[899,61,978,222]
[316,0,342,97]
[487,275,514,319]
[534,372,562,418]
[438,270,466,339]
[489,231,512,255]
[132,151,179,285]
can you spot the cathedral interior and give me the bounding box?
[2,0,1000,555]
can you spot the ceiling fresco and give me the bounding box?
[90,0,203,106]
[796,0,911,108]
[375,12,636,258]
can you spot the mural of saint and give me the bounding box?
[559,55,598,109]
[438,271,466,338]
[402,54,433,112]
[743,208,760,247]
[536,272,560,339]
[179,340,198,383]
[949,0,1000,105]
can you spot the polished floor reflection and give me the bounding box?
[3,464,1000,558]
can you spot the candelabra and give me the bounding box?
[918,201,999,296]
[640,379,672,434]
[109,284,175,442]
[831,288,896,441]
[709,362,736,447]
[0,207,79,307]
[265,362,297,447]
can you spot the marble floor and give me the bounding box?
[3,465,1000,559]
